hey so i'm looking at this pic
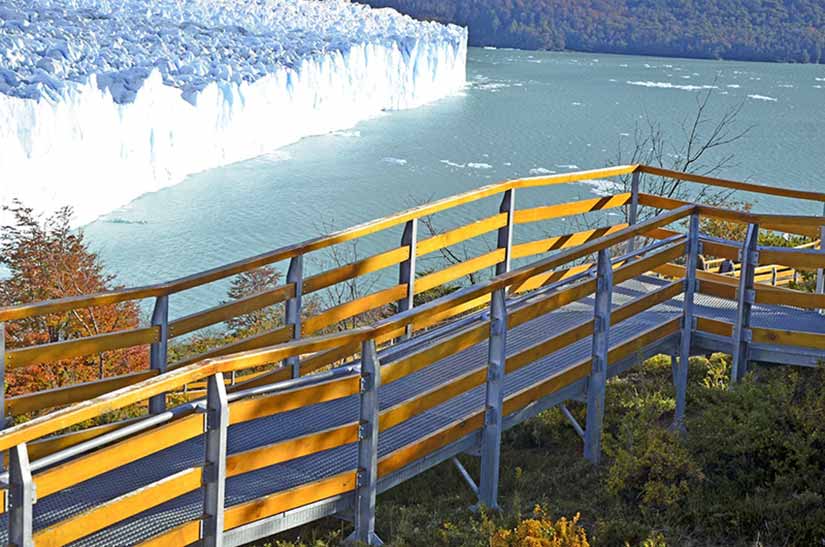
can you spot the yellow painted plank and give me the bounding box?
[637,165,825,203]
[379,366,487,432]
[169,284,295,337]
[758,248,825,270]
[415,249,505,294]
[696,316,734,337]
[303,284,407,335]
[377,411,485,478]
[5,326,159,369]
[229,374,361,425]
[34,467,203,546]
[226,423,359,478]
[607,317,681,363]
[223,470,357,531]
[137,520,201,547]
[5,370,158,417]
[380,322,489,385]
[511,263,593,294]
[303,246,410,294]
[170,324,293,369]
[35,413,203,499]
[511,224,629,260]
[417,213,507,257]
[509,278,598,330]
[504,359,591,416]
[612,240,686,285]
[505,321,595,374]
[752,327,825,350]
[513,194,631,225]
[610,280,683,325]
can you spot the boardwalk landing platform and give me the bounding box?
[2,165,825,545]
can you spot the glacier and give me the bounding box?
[0,0,467,225]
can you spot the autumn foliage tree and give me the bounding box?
[1,201,146,397]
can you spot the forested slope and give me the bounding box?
[361,0,825,63]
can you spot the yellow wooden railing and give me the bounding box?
[1,165,825,545]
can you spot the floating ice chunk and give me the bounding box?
[747,94,778,102]
[440,160,465,168]
[467,163,492,169]
[626,81,718,91]
[382,157,408,166]
[528,168,555,176]
[584,179,619,197]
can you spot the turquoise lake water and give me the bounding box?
[84,48,825,316]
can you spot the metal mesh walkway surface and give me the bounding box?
[4,274,824,546]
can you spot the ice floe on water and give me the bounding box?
[747,94,778,102]
[0,0,467,224]
[584,179,619,197]
[626,81,717,91]
[331,130,362,138]
[440,160,465,168]
[555,164,580,170]
[382,157,408,166]
[467,162,492,169]
[528,167,555,176]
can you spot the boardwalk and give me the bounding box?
[1,165,824,546]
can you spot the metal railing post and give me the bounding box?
[8,443,34,547]
[285,255,304,377]
[675,213,699,430]
[731,224,759,384]
[149,295,169,415]
[496,190,515,276]
[347,339,382,545]
[478,287,507,509]
[202,372,228,547]
[1,322,6,434]
[584,249,612,464]
[817,206,825,313]
[398,219,418,339]
[627,171,641,253]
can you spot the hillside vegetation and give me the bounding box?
[361,0,825,63]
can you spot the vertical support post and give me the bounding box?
[478,288,507,509]
[149,295,169,415]
[675,214,699,430]
[496,190,515,276]
[731,224,759,384]
[817,204,825,313]
[627,171,641,254]
[348,339,382,546]
[284,255,304,377]
[8,443,34,547]
[584,249,612,464]
[397,219,418,339]
[202,373,228,547]
[1,322,6,434]
[771,266,777,286]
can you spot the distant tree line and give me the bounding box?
[361,0,825,64]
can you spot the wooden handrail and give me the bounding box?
[0,165,638,322]
[636,165,825,203]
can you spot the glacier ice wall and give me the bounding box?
[0,0,467,225]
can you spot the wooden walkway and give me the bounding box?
[1,165,825,546]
